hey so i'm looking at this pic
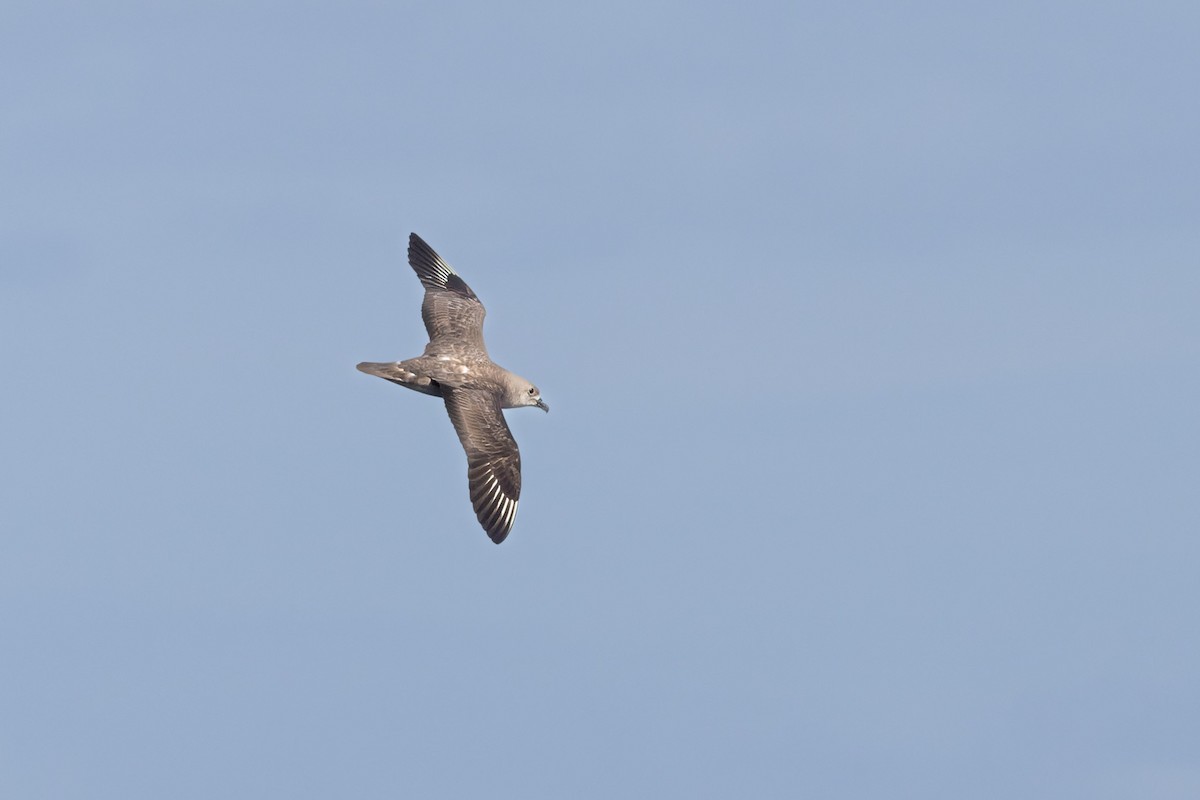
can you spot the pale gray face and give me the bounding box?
[521,383,549,412]
[500,373,549,411]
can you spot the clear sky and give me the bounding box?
[3,1,1199,798]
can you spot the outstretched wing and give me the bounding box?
[442,387,522,544]
[408,233,488,355]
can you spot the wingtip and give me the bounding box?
[406,234,478,300]
[407,232,439,265]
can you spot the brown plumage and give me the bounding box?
[357,233,548,544]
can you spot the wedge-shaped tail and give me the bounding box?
[356,361,443,397]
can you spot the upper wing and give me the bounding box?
[408,233,488,355]
[442,387,522,544]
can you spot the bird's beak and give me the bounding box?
[537,399,550,412]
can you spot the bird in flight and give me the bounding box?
[357,233,549,544]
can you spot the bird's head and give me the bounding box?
[505,377,549,412]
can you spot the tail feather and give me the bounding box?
[356,362,443,397]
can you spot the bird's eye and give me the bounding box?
[528,387,537,395]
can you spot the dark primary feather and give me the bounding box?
[408,233,488,355]
[442,387,522,544]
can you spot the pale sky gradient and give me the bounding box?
[3,2,1199,798]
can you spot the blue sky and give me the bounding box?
[3,1,1199,797]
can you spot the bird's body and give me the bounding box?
[357,234,548,544]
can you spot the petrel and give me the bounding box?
[357,233,549,544]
